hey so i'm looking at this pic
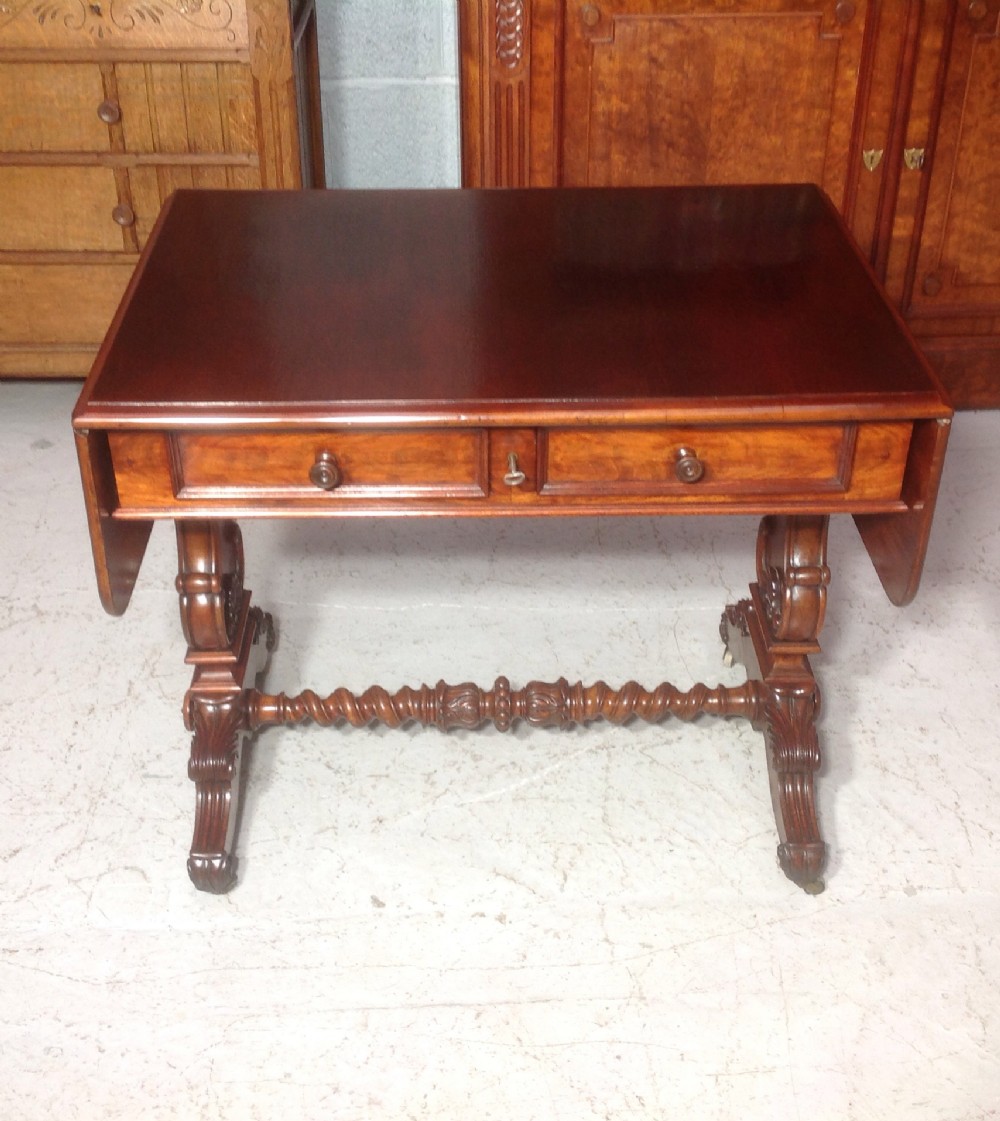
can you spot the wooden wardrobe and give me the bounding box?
[458,0,1000,407]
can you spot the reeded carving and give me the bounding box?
[0,0,242,44]
[248,675,766,733]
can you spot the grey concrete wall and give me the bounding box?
[316,0,461,188]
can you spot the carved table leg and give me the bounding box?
[176,520,274,893]
[721,515,830,894]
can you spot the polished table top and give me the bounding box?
[76,184,947,425]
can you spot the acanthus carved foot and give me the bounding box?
[186,696,246,893]
[763,682,826,893]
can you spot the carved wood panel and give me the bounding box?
[0,0,249,51]
[559,0,869,207]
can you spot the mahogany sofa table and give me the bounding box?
[73,185,952,895]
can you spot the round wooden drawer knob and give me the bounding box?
[97,99,122,125]
[674,447,705,484]
[112,204,135,228]
[309,451,341,490]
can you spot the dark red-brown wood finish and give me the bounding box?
[73,185,952,894]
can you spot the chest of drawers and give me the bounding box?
[0,0,324,378]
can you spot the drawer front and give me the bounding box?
[541,423,912,503]
[116,63,258,157]
[105,423,913,516]
[0,0,249,51]
[0,64,112,153]
[0,262,134,345]
[109,430,491,509]
[0,167,126,252]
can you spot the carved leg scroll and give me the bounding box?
[176,521,274,893]
[721,515,830,894]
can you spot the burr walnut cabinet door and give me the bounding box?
[559,0,869,204]
[899,0,1000,406]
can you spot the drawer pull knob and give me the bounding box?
[309,452,341,491]
[674,447,704,484]
[112,203,135,228]
[503,452,526,487]
[97,99,121,125]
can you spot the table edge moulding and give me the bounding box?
[72,184,953,896]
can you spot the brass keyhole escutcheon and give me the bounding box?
[309,451,341,490]
[674,447,704,484]
[503,452,526,487]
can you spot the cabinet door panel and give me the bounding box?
[0,167,125,252]
[561,0,868,206]
[0,63,111,153]
[908,7,1000,319]
[116,63,259,155]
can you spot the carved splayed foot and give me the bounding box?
[185,696,246,893]
[763,683,827,894]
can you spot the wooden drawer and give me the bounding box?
[0,63,257,158]
[0,64,112,153]
[109,429,491,509]
[0,262,134,345]
[0,167,126,252]
[540,423,913,503]
[105,422,915,515]
[115,63,258,156]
